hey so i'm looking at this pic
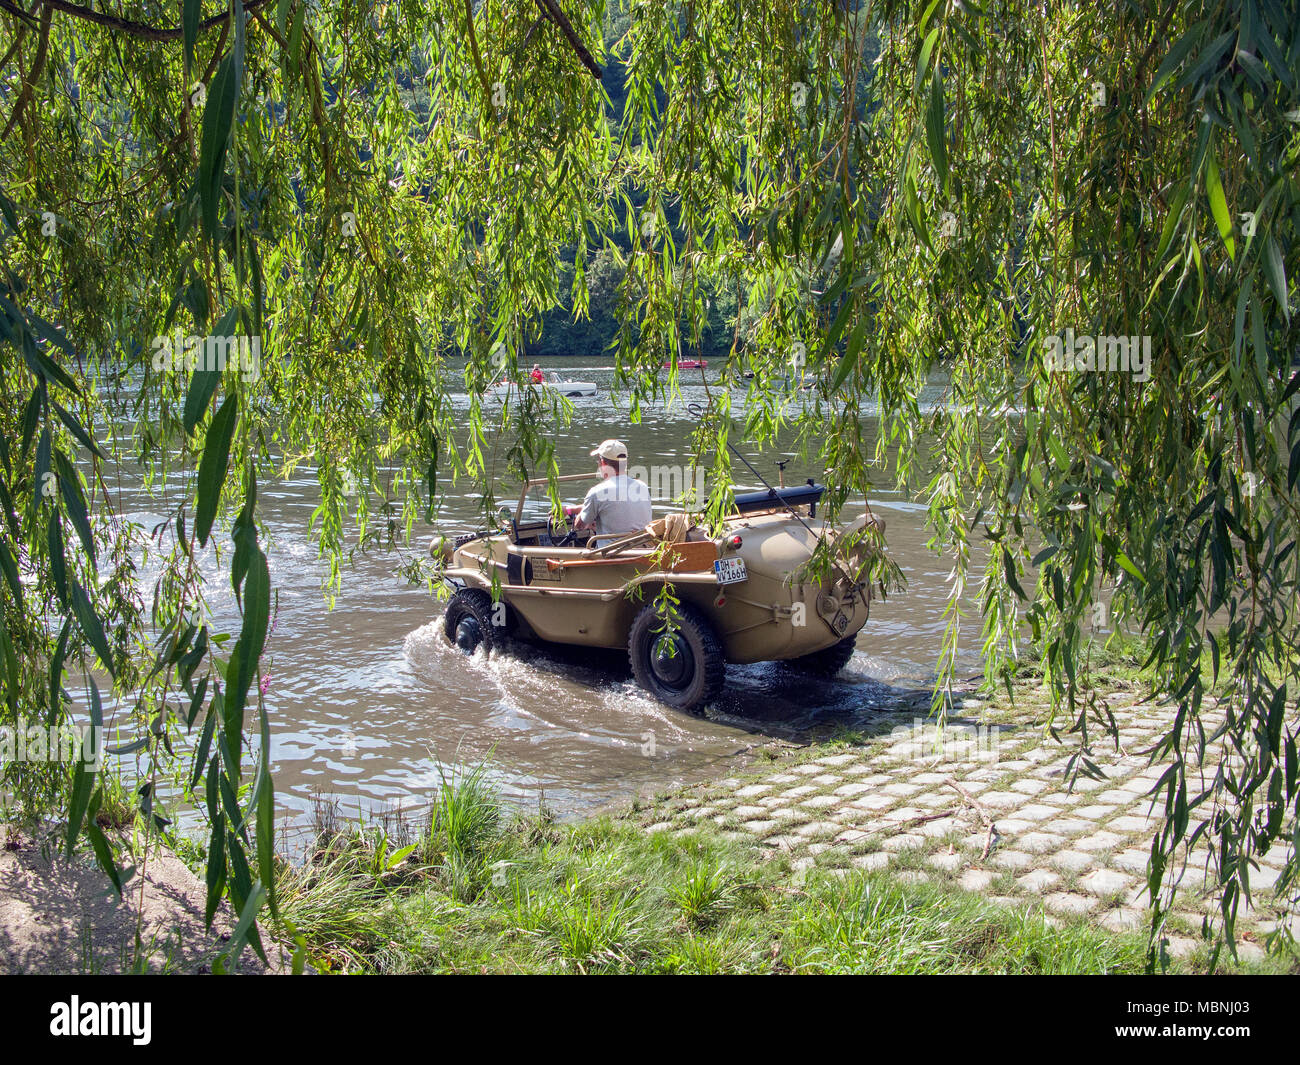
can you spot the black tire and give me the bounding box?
[443,588,501,656]
[628,602,726,712]
[781,635,858,677]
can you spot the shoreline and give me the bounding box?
[4,675,1296,974]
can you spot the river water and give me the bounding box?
[108,359,990,838]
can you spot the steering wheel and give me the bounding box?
[548,517,580,547]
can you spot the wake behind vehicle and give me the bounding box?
[432,470,888,712]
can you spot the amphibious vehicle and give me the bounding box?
[433,472,886,712]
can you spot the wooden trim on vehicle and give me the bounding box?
[545,540,716,574]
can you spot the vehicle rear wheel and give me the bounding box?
[781,634,858,677]
[443,588,501,656]
[628,602,726,712]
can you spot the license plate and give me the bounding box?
[714,557,748,585]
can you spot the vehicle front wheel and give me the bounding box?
[781,634,858,677]
[628,602,726,713]
[443,588,501,656]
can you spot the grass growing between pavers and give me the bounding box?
[260,771,1296,975]
[274,807,1155,974]
[628,665,1299,970]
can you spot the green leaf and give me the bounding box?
[289,2,306,64]
[198,55,239,244]
[183,307,238,433]
[254,755,278,919]
[219,882,268,970]
[0,538,21,606]
[183,0,201,72]
[55,450,95,569]
[195,392,239,547]
[1205,154,1235,261]
[822,294,856,360]
[226,547,271,764]
[1114,550,1146,583]
[190,694,217,789]
[46,512,67,605]
[1144,22,1204,105]
[65,677,101,859]
[0,617,16,711]
[916,27,940,95]
[903,173,930,249]
[925,72,948,195]
[69,580,115,677]
[828,321,863,393]
[85,815,125,896]
[183,367,222,436]
[1002,547,1027,600]
[53,399,105,459]
[1262,235,1289,320]
[204,810,226,928]
[1154,183,1189,263]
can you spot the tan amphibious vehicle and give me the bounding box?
[433,471,888,713]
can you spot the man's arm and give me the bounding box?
[574,486,599,531]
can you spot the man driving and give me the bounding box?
[571,439,652,537]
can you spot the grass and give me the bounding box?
[265,771,1175,975]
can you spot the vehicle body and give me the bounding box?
[434,471,887,712]
[487,372,597,399]
[663,358,708,370]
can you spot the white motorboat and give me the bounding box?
[487,371,598,399]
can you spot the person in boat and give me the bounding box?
[568,439,652,537]
[530,363,544,383]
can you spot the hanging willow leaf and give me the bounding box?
[52,400,104,459]
[926,71,948,196]
[198,55,239,244]
[54,449,95,569]
[183,0,201,73]
[1262,234,1289,320]
[1144,22,1204,104]
[0,538,22,607]
[69,580,114,677]
[85,817,125,897]
[195,392,239,547]
[64,677,101,859]
[1205,153,1235,261]
[46,511,67,605]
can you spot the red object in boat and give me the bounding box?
[663,358,708,370]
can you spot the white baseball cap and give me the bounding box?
[590,439,629,462]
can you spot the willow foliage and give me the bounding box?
[0,0,1296,965]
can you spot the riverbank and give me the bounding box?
[262,673,1297,974]
[6,670,1295,975]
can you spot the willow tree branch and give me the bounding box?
[2,1,51,139]
[0,2,39,72]
[37,0,272,42]
[532,0,602,79]
[0,0,40,29]
[462,0,498,126]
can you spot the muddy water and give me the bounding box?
[115,361,989,836]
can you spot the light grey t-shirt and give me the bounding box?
[578,473,652,536]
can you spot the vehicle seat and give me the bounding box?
[645,513,691,544]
